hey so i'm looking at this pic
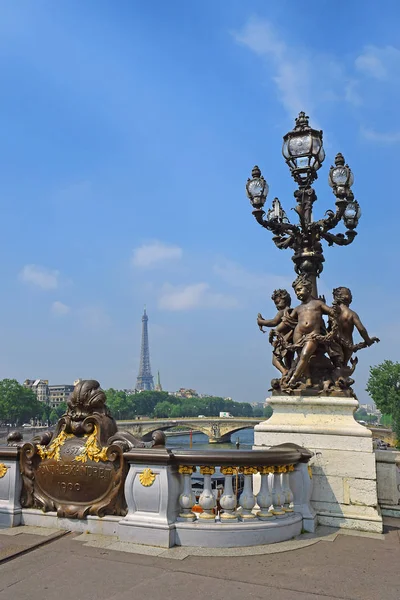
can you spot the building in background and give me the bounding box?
[48,384,75,408]
[23,379,49,404]
[136,308,154,391]
[155,371,162,392]
[174,388,198,399]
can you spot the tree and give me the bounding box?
[366,360,400,447]
[49,410,59,424]
[55,402,68,418]
[253,407,264,418]
[263,405,273,419]
[0,379,41,425]
[105,388,134,419]
[354,407,368,421]
[153,401,175,418]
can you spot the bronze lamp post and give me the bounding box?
[246,112,360,297]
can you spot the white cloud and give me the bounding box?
[361,127,400,144]
[19,264,60,290]
[355,45,400,81]
[233,18,355,117]
[214,259,291,293]
[158,282,239,311]
[51,301,70,316]
[132,241,183,268]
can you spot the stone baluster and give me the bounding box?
[281,464,294,512]
[178,465,196,521]
[256,466,274,519]
[198,466,216,520]
[271,466,286,516]
[238,466,257,520]
[219,466,238,522]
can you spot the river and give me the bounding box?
[0,427,255,449]
[165,428,254,450]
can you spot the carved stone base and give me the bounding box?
[254,395,383,533]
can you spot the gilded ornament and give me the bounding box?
[199,466,215,475]
[37,430,73,462]
[308,465,313,479]
[220,466,236,476]
[274,465,288,474]
[239,466,258,476]
[258,466,274,475]
[74,426,108,463]
[288,464,295,472]
[139,468,156,487]
[0,463,8,478]
[178,465,196,475]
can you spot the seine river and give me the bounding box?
[165,428,254,450]
[0,427,255,449]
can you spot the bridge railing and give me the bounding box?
[120,443,316,547]
[0,438,315,548]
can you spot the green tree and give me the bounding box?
[105,388,135,419]
[354,407,368,421]
[49,410,59,424]
[263,405,273,419]
[366,360,400,447]
[153,401,175,418]
[253,406,264,418]
[0,379,41,425]
[55,402,68,418]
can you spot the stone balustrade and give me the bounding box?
[119,444,315,547]
[0,441,315,548]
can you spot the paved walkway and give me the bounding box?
[0,519,399,600]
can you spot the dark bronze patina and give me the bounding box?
[249,113,378,397]
[20,379,147,519]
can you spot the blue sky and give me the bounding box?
[0,0,399,403]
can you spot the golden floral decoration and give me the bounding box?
[288,464,295,472]
[0,463,8,478]
[274,465,288,474]
[239,466,258,476]
[220,466,236,476]
[74,426,108,463]
[37,430,73,462]
[258,466,274,475]
[178,465,196,475]
[139,468,156,487]
[199,466,215,475]
[308,465,313,479]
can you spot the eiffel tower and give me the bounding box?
[136,307,154,391]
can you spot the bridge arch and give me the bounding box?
[120,418,259,444]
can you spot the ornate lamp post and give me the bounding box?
[248,112,378,396]
[246,112,358,297]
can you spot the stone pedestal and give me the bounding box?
[0,448,22,527]
[254,396,383,533]
[375,449,400,519]
[118,459,181,548]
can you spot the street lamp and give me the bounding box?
[246,112,360,297]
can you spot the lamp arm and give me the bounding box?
[320,229,357,247]
[316,202,347,233]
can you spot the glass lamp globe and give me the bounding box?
[246,166,269,208]
[329,153,354,191]
[344,200,361,230]
[282,112,325,186]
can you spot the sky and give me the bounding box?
[0,0,399,403]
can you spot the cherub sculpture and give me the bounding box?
[272,275,335,389]
[262,277,380,396]
[329,286,379,385]
[257,289,294,375]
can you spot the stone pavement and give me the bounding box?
[0,519,399,600]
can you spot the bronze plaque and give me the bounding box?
[35,437,117,507]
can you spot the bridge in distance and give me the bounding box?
[117,417,260,443]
